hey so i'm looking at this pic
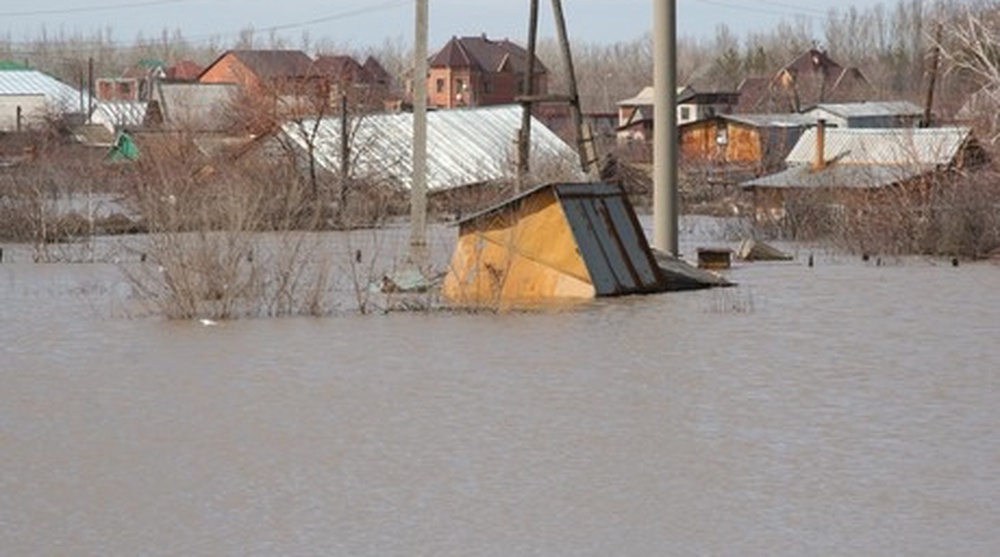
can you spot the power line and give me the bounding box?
[0,0,194,17]
[753,0,830,17]
[693,0,824,22]
[0,0,410,53]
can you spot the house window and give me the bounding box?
[679,106,691,122]
[716,126,728,145]
[436,78,444,93]
[483,78,493,94]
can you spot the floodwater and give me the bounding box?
[2,219,999,556]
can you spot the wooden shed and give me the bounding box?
[680,114,812,170]
[442,182,668,307]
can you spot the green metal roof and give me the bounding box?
[0,60,29,71]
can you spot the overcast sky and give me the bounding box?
[0,0,906,51]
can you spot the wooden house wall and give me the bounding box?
[443,188,595,305]
[680,120,763,164]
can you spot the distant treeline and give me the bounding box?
[0,0,992,116]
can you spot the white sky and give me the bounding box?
[0,0,916,51]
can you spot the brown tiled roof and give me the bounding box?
[219,49,316,79]
[362,56,390,82]
[165,60,203,81]
[779,48,843,79]
[314,55,363,79]
[429,35,546,75]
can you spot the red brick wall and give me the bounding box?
[199,54,262,93]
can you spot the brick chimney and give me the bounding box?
[814,118,827,171]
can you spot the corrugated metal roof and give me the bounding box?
[617,86,693,106]
[281,105,584,191]
[806,101,923,118]
[743,163,936,190]
[0,69,86,113]
[786,127,971,166]
[92,101,147,131]
[156,82,238,130]
[554,183,663,295]
[722,113,815,128]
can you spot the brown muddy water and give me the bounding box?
[2,218,999,556]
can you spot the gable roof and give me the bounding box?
[154,82,239,130]
[313,55,362,78]
[165,60,204,81]
[743,162,936,190]
[280,105,581,191]
[617,86,695,107]
[430,36,547,75]
[805,101,924,119]
[91,100,148,132]
[201,49,316,81]
[779,48,843,78]
[786,127,972,166]
[721,113,816,128]
[0,68,86,112]
[744,127,974,190]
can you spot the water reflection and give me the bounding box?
[2,227,999,555]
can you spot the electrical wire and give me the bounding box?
[0,0,410,52]
[0,0,194,17]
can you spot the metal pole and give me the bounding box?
[653,0,678,255]
[409,0,429,266]
[517,0,540,194]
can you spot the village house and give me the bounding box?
[738,48,872,113]
[0,62,87,132]
[199,49,320,98]
[679,112,815,172]
[425,35,547,109]
[802,101,924,129]
[313,54,392,109]
[742,123,985,223]
[616,85,740,159]
[146,82,240,132]
[95,59,204,103]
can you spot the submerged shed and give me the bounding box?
[442,182,669,307]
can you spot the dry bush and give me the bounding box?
[758,170,1000,258]
[0,133,138,261]
[122,159,338,319]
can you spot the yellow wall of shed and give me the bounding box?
[442,189,596,307]
[680,120,762,163]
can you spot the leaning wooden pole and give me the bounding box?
[551,0,598,178]
[409,0,429,266]
[653,0,678,255]
[922,22,943,128]
[516,0,540,193]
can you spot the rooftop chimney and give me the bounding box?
[814,118,827,171]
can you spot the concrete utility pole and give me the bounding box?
[653,0,679,256]
[409,0,429,267]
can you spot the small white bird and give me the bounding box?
[199,318,218,326]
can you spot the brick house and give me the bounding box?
[426,35,547,109]
[313,54,392,109]
[738,49,872,113]
[199,49,320,97]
